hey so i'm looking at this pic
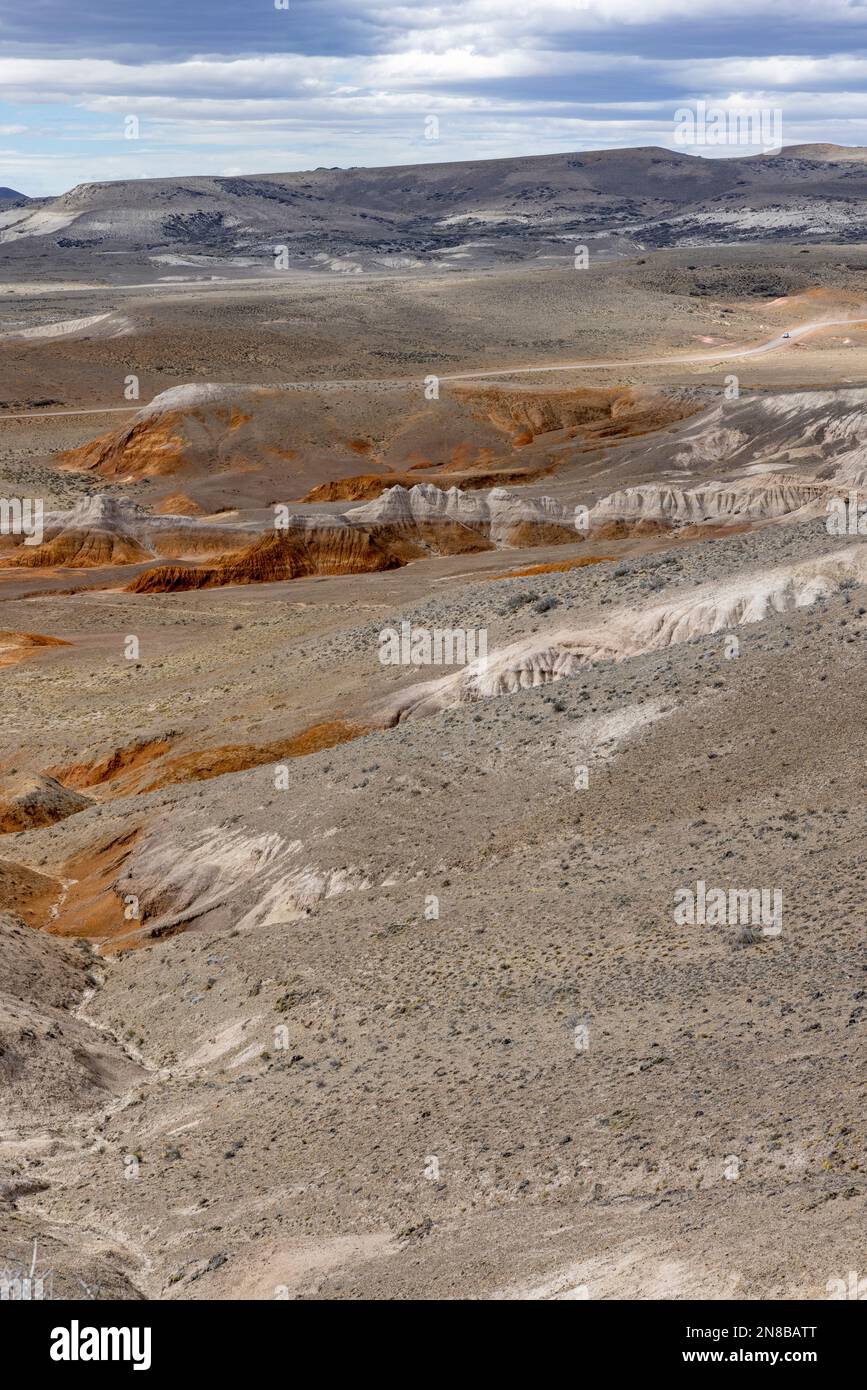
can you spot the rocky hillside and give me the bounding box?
[6,146,867,275]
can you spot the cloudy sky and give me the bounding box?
[1,0,866,195]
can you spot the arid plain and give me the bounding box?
[0,145,865,1300]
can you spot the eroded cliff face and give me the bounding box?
[9,528,153,567]
[1,495,256,570]
[123,486,581,593]
[1,469,847,596]
[126,522,401,593]
[13,382,867,608]
[586,478,832,531]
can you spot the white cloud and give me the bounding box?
[4,1,867,194]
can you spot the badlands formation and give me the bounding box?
[0,145,865,1302]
